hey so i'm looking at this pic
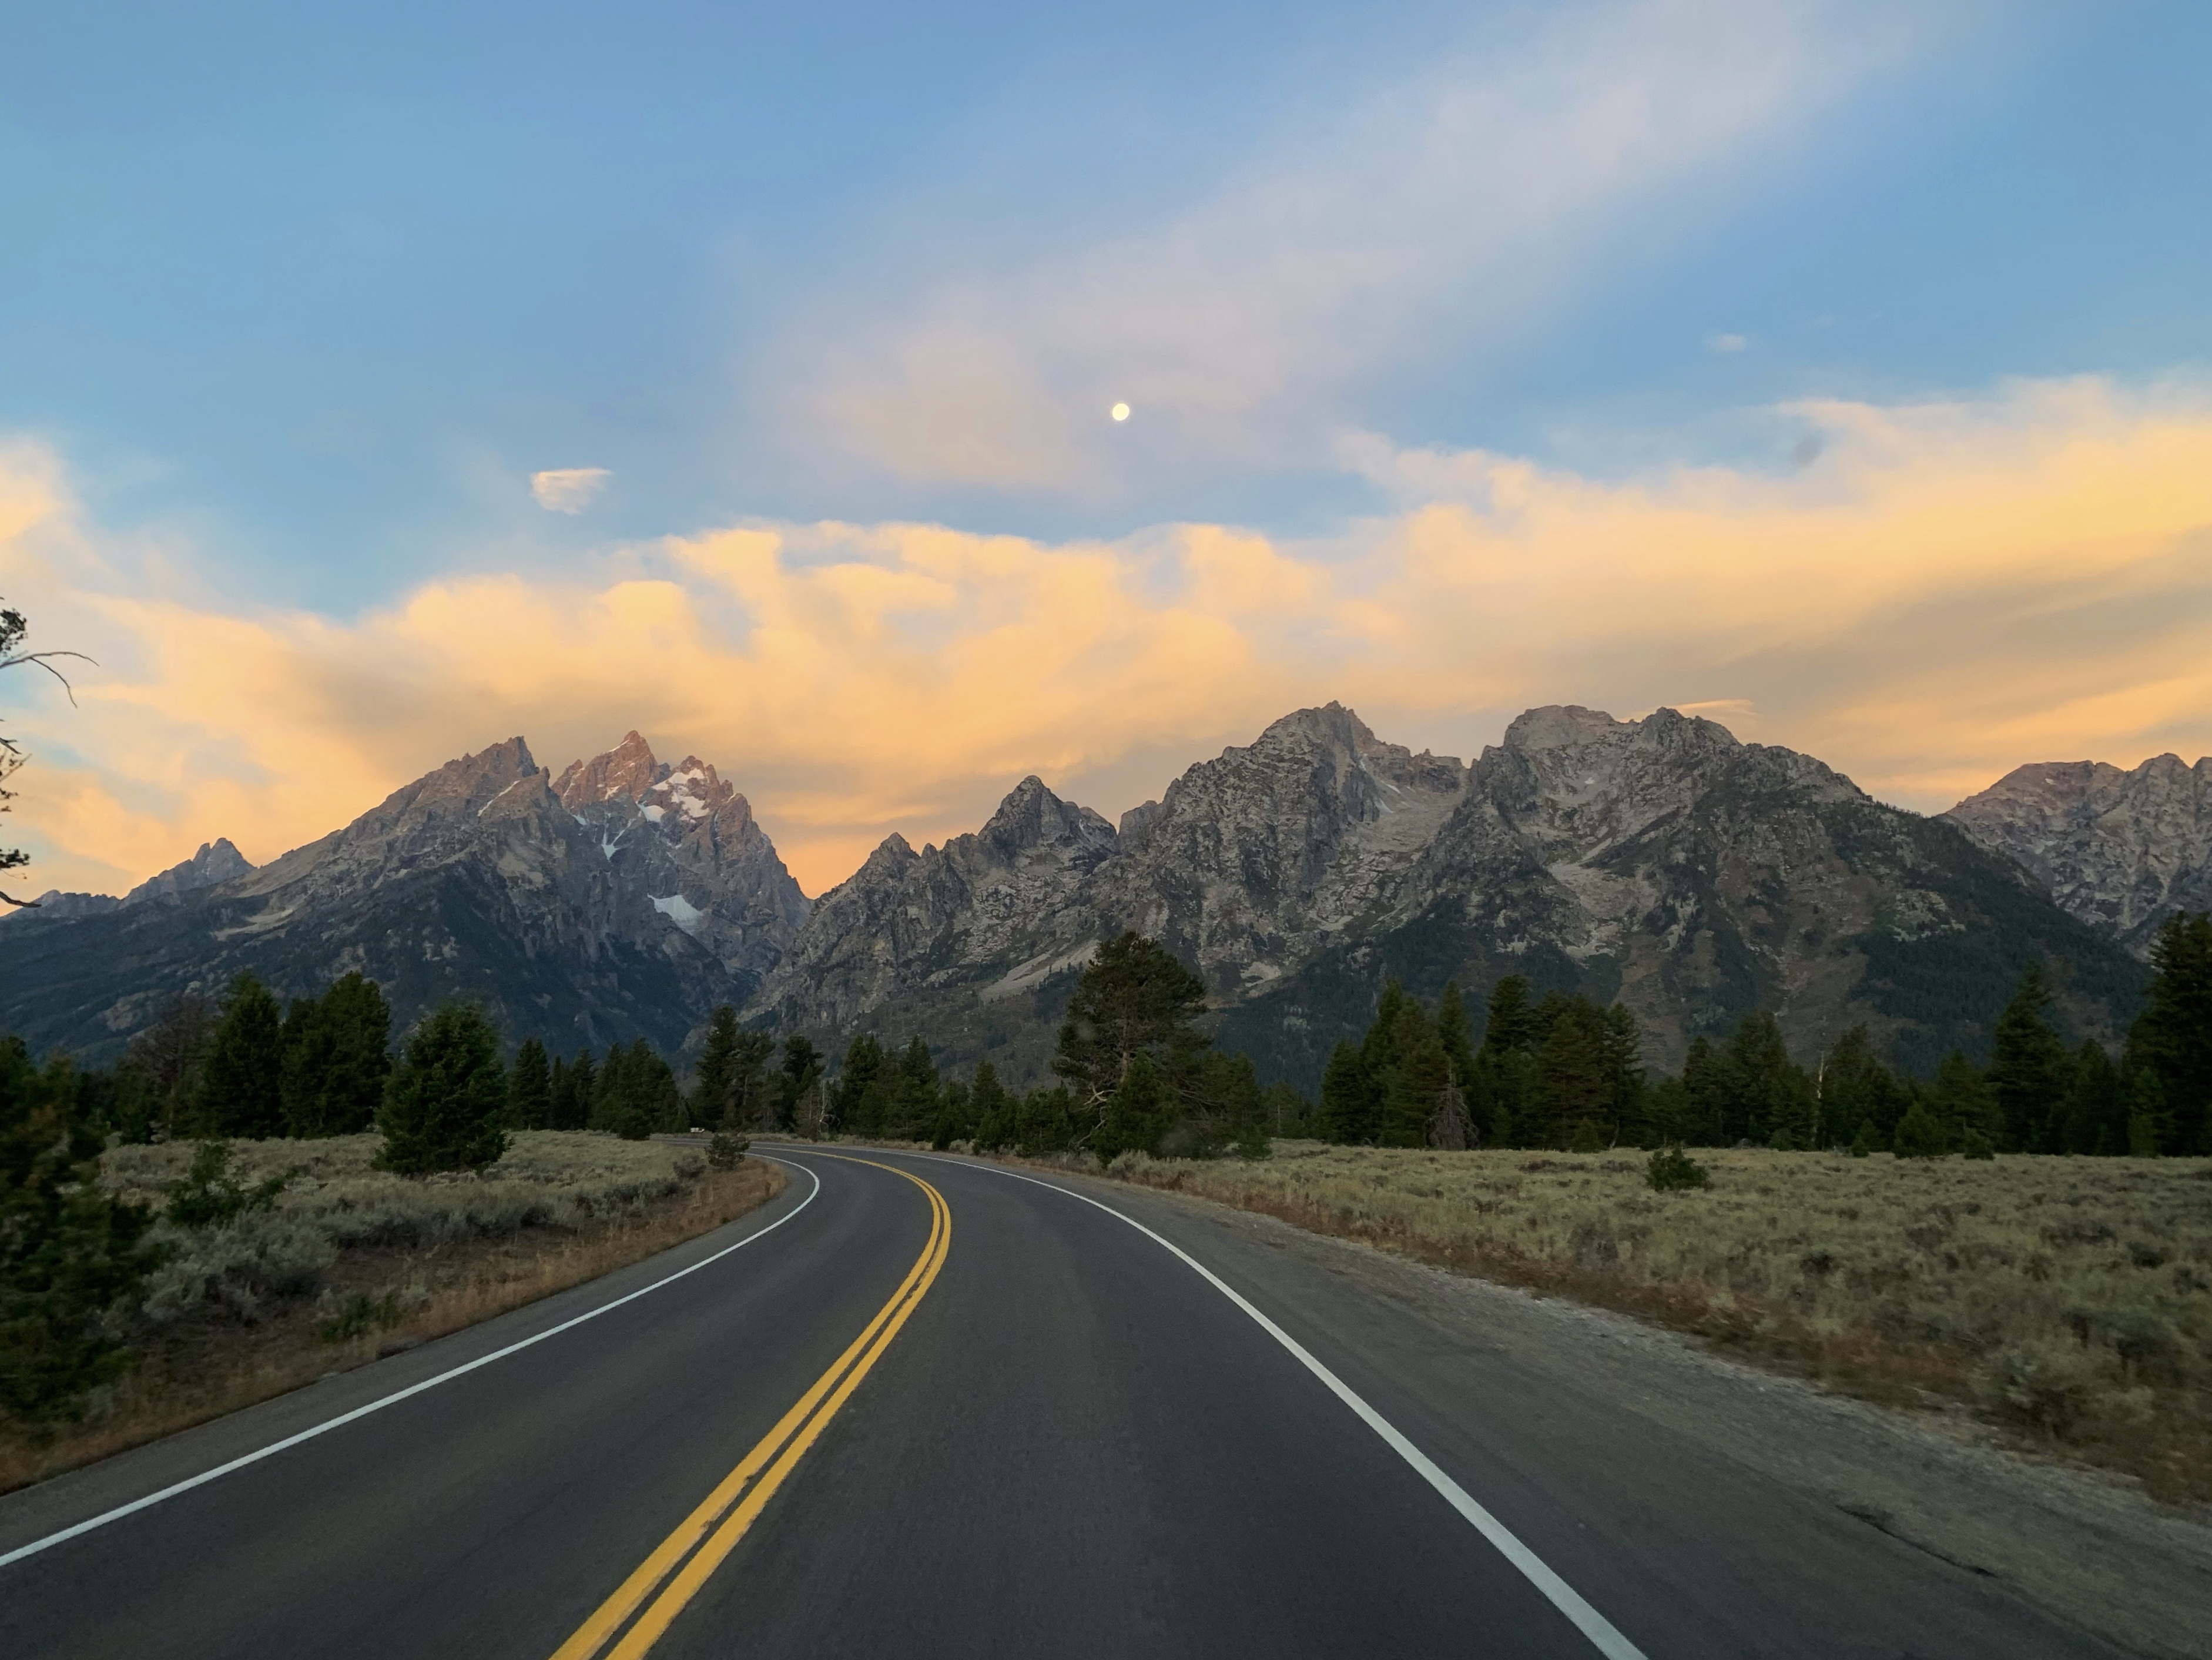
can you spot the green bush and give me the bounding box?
[1848,1120,1876,1158]
[1646,1146,1710,1192]
[1892,1101,1950,1159]
[1962,1129,1997,1160]
[163,1141,290,1229]
[706,1130,750,1170]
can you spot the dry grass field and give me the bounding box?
[1,1132,783,1495]
[1107,1144,2212,1502]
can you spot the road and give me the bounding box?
[0,1146,2128,1658]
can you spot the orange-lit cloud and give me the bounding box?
[4,374,2211,901]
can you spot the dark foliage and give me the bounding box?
[377,1003,510,1174]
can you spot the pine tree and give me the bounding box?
[1986,964,2073,1151]
[509,1038,552,1129]
[2127,911,2212,1154]
[893,1036,940,1140]
[1316,1041,1374,1144]
[1436,981,1477,1085]
[376,1003,510,1174]
[1376,997,1442,1147]
[1818,1026,1907,1152]
[970,1062,1015,1153]
[691,1005,745,1128]
[833,1035,889,1135]
[1480,976,1537,1056]
[200,973,286,1139]
[549,1048,596,1131]
[1095,1052,1174,1163]
[1680,1037,1729,1144]
[1892,1098,1949,1158]
[1013,1085,1075,1154]
[1,1039,160,1425]
[779,1036,825,1132]
[1720,1012,1815,1147]
[122,993,215,1142]
[1053,933,1209,1140]
[2056,1041,2124,1155]
[1931,1052,1999,1149]
[280,972,393,1138]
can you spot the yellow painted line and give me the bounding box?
[549,1156,951,1660]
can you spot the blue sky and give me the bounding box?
[4,0,2211,896]
[6,1,2205,606]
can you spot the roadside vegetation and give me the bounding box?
[0,959,787,1492]
[1104,1143,2212,1502]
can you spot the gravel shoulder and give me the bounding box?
[1084,1173,2212,1660]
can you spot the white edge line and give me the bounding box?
[837,1148,1646,1660]
[0,1159,822,1571]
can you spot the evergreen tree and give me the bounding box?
[2056,1042,2126,1155]
[727,1031,778,1130]
[200,973,286,1139]
[1053,933,1209,1139]
[548,1047,596,1132]
[1376,996,1443,1148]
[1094,1053,1174,1163]
[969,1062,1016,1153]
[1986,964,2073,1151]
[1527,995,1643,1148]
[1892,1098,1948,1158]
[691,1006,745,1127]
[833,1035,889,1136]
[1719,1012,1815,1146]
[592,1039,678,1140]
[1,1039,160,1425]
[1014,1085,1075,1155]
[280,972,393,1137]
[892,1035,941,1140]
[929,1078,974,1150]
[508,1038,552,1130]
[2127,911,2212,1154]
[1260,1081,1311,1138]
[1931,1052,1999,1149]
[1678,1037,1729,1144]
[377,1003,510,1174]
[1480,975,1537,1055]
[122,992,215,1142]
[1316,1040,1375,1144]
[779,1036,825,1132]
[1817,1026,1908,1152]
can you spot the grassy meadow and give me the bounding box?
[1,1132,782,1495]
[1106,1143,2212,1502]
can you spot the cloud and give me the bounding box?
[1705,333,1749,353]
[530,468,611,514]
[777,0,1923,491]
[6,374,2212,901]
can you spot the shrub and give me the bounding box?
[1962,1129,1997,1161]
[707,1130,750,1170]
[163,1142,289,1229]
[1892,1102,1949,1159]
[1848,1120,1876,1158]
[1646,1146,1710,1192]
[139,1211,337,1326]
[378,1003,510,1175]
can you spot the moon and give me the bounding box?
[1110,402,1131,422]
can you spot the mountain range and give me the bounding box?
[5,708,2198,1085]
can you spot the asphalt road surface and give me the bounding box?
[0,1147,2130,1659]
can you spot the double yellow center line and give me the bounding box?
[550,1156,951,1660]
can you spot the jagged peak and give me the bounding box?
[123,836,257,906]
[1254,701,1377,752]
[555,730,665,809]
[979,775,1115,856]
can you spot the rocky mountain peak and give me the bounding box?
[1944,752,2212,955]
[123,837,256,905]
[979,777,1117,865]
[554,731,662,809]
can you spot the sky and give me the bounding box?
[2,0,2209,899]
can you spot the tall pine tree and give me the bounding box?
[2128,911,2212,1154]
[1986,964,2072,1151]
[201,973,286,1139]
[509,1038,553,1129]
[377,1003,510,1174]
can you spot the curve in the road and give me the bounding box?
[554,1154,950,1660]
[0,1158,826,1573]
[863,1149,1645,1660]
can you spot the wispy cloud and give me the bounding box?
[777,0,1925,493]
[1705,333,1749,353]
[7,374,2211,899]
[530,467,611,513]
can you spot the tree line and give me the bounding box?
[1309,911,2212,1156]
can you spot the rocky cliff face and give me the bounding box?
[0,734,806,1061]
[12,836,256,919]
[762,704,2143,1085]
[1943,756,2212,956]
